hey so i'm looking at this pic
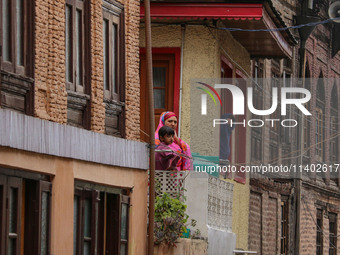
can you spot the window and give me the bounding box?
[330,85,338,164]
[251,135,262,162]
[269,64,280,163]
[0,0,34,114]
[303,69,311,163]
[315,77,325,164]
[329,213,337,255]
[74,186,130,255]
[270,70,281,141]
[251,60,263,162]
[252,60,264,112]
[316,209,323,255]
[280,199,288,255]
[0,170,51,255]
[282,70,292,144]
[140,53,175,142]
[103,0,125,137]
[65,0,91,129]
[330,85,338,183]
[269,69,280,163]
[270,144,279,162]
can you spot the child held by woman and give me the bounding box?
[155,126,180,170]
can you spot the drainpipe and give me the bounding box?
[178,24,185,138]
[144,0,155,254]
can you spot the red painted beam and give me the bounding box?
[140,3,263,20]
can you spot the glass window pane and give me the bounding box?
[16,0,23,66]
[2,0,12,62]
[66,5,73,83]
[153,67,166,87]
[8,238,16,255]
[76,9,83,86]
[121,204,128,240]
[84,198,91,237]
[40,192,49,255]
[120,243,126,255]
[154,89,165,109]
[9,188,18,233]
[73,196,78,255]
[83,241,90,255]
[112,23,117,93]
[103,19,109,91]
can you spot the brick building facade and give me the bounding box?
[248,1,340,255]
[0,0,149,254]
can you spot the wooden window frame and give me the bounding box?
[119,195,129,255]
[330,86,338,164]
[65,0,91,129]
[0,175,5,255]
[74,187,130,255]
[0,0,34,76]
[280,199,288,255]
[316,78,325,164]
[251,59,263,163]
[0,0,34,115]
[38,181,52,255]
[0,172,52,255]
[103,11,120,102]
[73,189,98,255]
[103,0,126,137]
[65,0,89,94]
[6,176,22,255]
[315,107,324,163]
[251,135,262,162]
[303,80,311,163]
[316,209,323,255]
[282,70,292,144]
[270,71,281,139]
[270,143,279,162]
[329,212,337,255]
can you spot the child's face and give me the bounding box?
[160,134,174,145]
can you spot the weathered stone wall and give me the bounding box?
[34,0,141,140]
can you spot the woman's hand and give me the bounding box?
[174,130,180,144]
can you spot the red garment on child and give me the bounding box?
[155,142,180,170]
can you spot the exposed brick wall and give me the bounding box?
[249,192,262,253]
[271,0,297,26]
[90,0,106,133]
[34,0,67,123]
[33,0,141,140]
[123,0,141,141]
[300,186,340,255]
[300,192,316,255]
[249,180,292,255]
[249,2,340,255]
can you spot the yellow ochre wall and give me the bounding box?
[140,24,251,250]
[0,147,148,255]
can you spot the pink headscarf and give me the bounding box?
[155,112,192,170]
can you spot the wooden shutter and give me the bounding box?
[6,177,22,255]
[38,181,52,255]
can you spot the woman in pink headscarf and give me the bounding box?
[155,111,192,170]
